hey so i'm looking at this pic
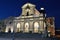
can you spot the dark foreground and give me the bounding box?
[0,32,59,40]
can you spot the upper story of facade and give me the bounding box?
[14,3,46,19]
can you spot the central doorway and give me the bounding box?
[24,22,29,32]
[34,22,39,33]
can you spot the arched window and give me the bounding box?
[17,23,21,32]
[25,22,29,32]
[34,22,39,33]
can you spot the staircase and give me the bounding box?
[0,32,58,40]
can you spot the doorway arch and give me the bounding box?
[5,26,13,33]
[24,22,29,32]
[34,22,39,33]
[17,23,21,32]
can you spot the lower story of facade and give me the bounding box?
[5,21,46,34]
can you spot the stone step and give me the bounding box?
[0,38,58,40]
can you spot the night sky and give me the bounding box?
[0,0,60,29]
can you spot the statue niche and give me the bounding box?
[25,5,30,16]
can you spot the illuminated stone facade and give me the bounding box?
[4,3,55,36]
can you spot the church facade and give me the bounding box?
[3,3,55,36]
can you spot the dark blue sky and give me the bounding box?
[0,0,60,28]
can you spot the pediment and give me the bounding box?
[22,3,35,8]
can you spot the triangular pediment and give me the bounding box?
[22,3,35,8]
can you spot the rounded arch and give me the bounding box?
[24,22,29,32]
[5,26,13,33]
[34,22,39,33]
[17,23,21,32]
[17,23,20,28]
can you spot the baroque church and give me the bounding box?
[2,3,55,37]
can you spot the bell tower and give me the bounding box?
[21,3,35,16]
